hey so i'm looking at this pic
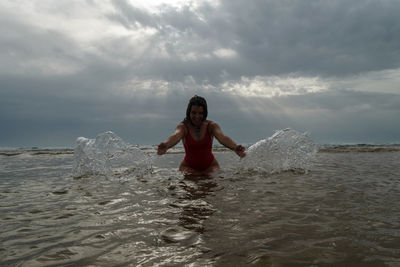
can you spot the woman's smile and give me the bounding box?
[190,106,204,126]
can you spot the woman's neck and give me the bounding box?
[190,121,203,137]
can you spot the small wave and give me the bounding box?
[32,150,74,156]
[318,144,400,153]
[0,148,73,157]
[0,152,23,157]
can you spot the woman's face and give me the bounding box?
[190,105,204,126]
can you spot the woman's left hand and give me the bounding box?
[235,145,246,158]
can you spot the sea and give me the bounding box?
[1,131,399,266]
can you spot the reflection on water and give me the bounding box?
[1,149,400,266]
[174,175,219,234]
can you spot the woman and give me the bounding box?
[157,95,246,175]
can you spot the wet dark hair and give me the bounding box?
[185,95,208,124]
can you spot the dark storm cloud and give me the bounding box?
[221,0,400,76]
[107,0,400,82]
[0,15,80,77]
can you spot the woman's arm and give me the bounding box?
[157,123,185,155]
[211,122,246,157]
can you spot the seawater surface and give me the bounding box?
[1,145,400,266]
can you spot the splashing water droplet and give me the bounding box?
[240,129,317,173]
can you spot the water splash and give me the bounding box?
[73,129,316,177]
[73,131,152,178]
[240,129,317,173]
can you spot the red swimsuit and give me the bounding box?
[183,123,215,171]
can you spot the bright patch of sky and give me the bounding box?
[221,76,328,97]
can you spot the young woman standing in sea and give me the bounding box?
[157,95,246,175]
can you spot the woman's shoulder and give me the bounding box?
[177,122,187,136]
[206,120,218,127]
[206,120,219,132]
[177,122,186,130]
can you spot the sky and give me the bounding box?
[1,0,400,147]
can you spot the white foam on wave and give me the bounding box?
[240,129,317,173]
[73,131,152,178]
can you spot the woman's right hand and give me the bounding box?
[157,142,167,155]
